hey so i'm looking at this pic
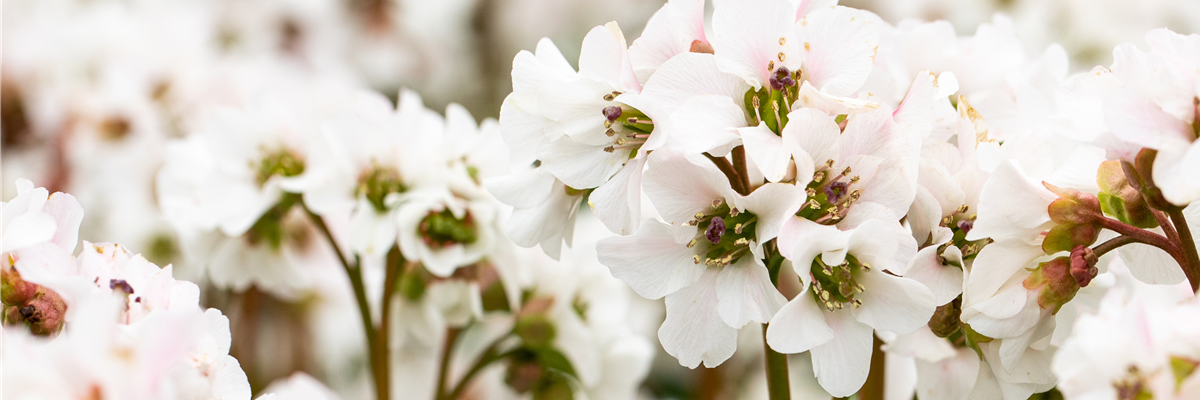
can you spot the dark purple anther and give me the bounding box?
[769,67,796,91]
[602,106,623,122]
[705,216,726,244]
[957,219,973,235]
[824,181,849,203]
[109,279,134,294]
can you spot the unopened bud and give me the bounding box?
[928,297,962,338]
[1042,222,1100,254]
[1044,182,1102,225]
[1069,245,1099,287]
[1023,257,1080,313]
[1097,161,1158,228]
[1,263,37,305]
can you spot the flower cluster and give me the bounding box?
[494,0,1200,399]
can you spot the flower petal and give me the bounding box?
[852,269,936,334]
[658,268,738,368]
[716,257,788,327]
[766,293,833,354]
[596,220,705,299]
[810,310,875,397]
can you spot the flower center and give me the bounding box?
[795,159,861,224]
[418,209,477,248]
[686,200,759,267]
[743,67,800,135]
[1114,366,1153,400]
[936,204,989,262]
[255,147,305,187]
[600,92,652,158]
[357,164,406,213]
[808,254,868,311]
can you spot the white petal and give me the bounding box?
[629,0,708,80]
[42,192,83,253]
[783,108,841,175]
[740,123,791,182]
[639,53,748,112]
[667,95,746,153]
[2,212,56,253]
[711,0,799,88]
[643,150,738,224]
[966,161,1055,243]
[796,6,880,96]
[965,241,1042,305]
[589,156,646,235]
[537,135,626,189]
[505,181,582,249]
[914,349,981,400]
[810,310,875,397]
[579,22,632,88]
[904,246,965,305]
[1104,87,1193,150]
[852,269,936,334]
[484,167,556,208]
[735,183,805,242]
[716,257,788,327]
[658,269,738,368]
[596,220,705,299]
[766,293,833,353]
[796,81,880,116]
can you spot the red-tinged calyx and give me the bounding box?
[1023,257,1080,313]
[1069,245,1099,287]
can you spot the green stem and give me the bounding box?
[762,324,791,400]
[435,328,462,400]
[444,332,514,400]
[304,204,387,400]
[1166,208,1200,293]
[379,247,404,399]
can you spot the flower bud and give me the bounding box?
[928,297,962,338]
[1023,257,1080,313]
[505,359,544,394]
[516,297,557,348]
[1096,161,1158,228]
[1,262,37,305]
[1042,222,1100,254]
[1069,245,1099,287]
[1131,149,1177,210]
[1044,183,1102,225]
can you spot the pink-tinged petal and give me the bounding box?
[658,268,739,368]
[711,0,799,88]
[1103,88,1192,150]
[716,257,788,327]
[537,135,626,189]
[736,183,805,242]
[810,310,875,397]
[1110,41,1195,119]
[793,0,837,20]
[914,349,981,400]
[766,293,833,353]
[892,71,941,139]
[852,269,936,334]
[596,220,705,299]
[590,156,646,235]
[639,53,749,112]
[964,290,1040,339]
[629,0,707,81]
[965,161,1055,243]
[740,123,791,182]
[796,6,879,96]
[907,187,943,247]
[667,95,746,153]
[644,150,738,224]
[904,246,964,306]
[969,282,1029,320]
[579,22,640,93]
[965,240,1042,304]
[41,192,83,253]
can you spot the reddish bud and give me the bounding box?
[1023,257,1080,313]
[1069,245,1099,287]
[1,262,38,305]
[1044,182,1102,225]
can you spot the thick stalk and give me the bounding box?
[444,332,513,400]
[731,145,752,195]
[1092,235,1146,258]
[378,247,404,399]
[304,205,387,400]
[858,335,886,400]
[1166,208,1200,292]
[1094,217,1183,262]
[762,325,791,400]
[705,152,747,195]
[435,328,462,400]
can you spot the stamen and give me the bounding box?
[605,128,616,136]
[603,146,615,153]
[693,255,702,264]
[687,238,698,248]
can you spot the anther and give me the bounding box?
[813,171,826,183]
[733,238,749,246]
[805,188,817,197]
[957,204,969,214]
[730,208,741,217]
[605,128,616,136]
[693,255,702,264]
[824,159,835,168]
[862,263,871,272]
[778,37,786,45]
[849,176,860,184]
[712,199,723,208]
[778,52,786,62]
[687,239,698,248]
[767,60,775,71]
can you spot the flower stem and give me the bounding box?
[1166,208,1200,293]
[303,205,387,400]
[762,324,791,400]
[732,145,752,195]
[705,152,748,195]
[435,328,461,400]
[1091,235,1145,258]
[379,246,404,398]
[443,331,514,400]
[858,335,886,400]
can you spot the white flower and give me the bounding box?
[597,150,800,367]
[486,166,585,260]
[395,186,498,277]
[767,217,936,397]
